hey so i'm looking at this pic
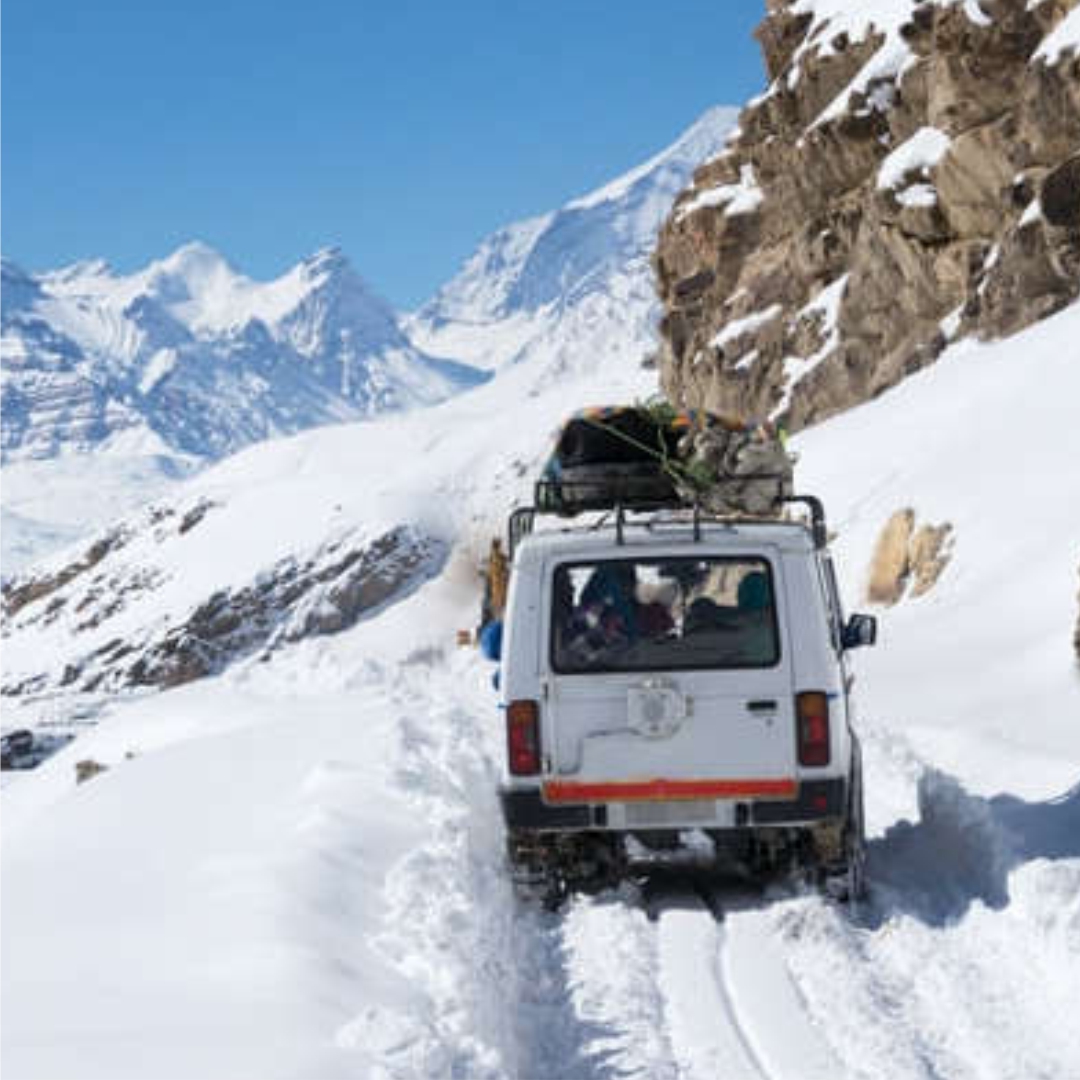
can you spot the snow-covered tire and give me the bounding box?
[839,738,868,905]
[820,738,867,905]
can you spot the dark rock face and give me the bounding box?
[654,0,1080,430]
[109,526,442,692]
[2,520,444,697]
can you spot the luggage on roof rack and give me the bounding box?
[539,407,680,514]
[538,404,794,517]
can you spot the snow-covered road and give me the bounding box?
[349,624,1080,1080]
[392,643,1080,1080]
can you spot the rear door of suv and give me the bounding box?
[540,547,798,805]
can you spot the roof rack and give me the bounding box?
[508,481,827,556]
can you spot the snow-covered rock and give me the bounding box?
[655,0,1080,432]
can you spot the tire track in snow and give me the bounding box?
[718,899,848,1080]
[657,904,769,1080]
[641,878,846,1080]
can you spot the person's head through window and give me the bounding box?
[634,575,676,639]
[737,570,771,613]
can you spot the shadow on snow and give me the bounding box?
[864,771,1080,927]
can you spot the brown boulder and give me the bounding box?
[867,509,916,606]
[866,510,953,605]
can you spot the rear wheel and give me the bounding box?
[830,741,867,904]
[506,829,625,909]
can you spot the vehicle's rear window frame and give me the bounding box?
[549,555,782,675]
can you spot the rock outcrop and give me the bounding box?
[867,509,917,605]
[2,519,445,697]
[867,508,953,605]
[654,0,1080,430]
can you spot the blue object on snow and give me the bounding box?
[480,620,503,662]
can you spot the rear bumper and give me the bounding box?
[749,778,845,823]
[500,787,594,829]
[499,778,845,832]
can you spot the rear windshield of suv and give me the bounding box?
[551,556,780,674]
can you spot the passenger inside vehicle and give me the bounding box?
[553,558,779,672]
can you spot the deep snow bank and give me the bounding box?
[796,298,1080,795]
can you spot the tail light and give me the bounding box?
[507,700,541,775]
[796,691,830,767]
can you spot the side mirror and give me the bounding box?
[842,613,877,650]
[479,620,503,662]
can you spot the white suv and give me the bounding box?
[494,499,876,905]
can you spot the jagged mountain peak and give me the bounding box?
[414,105,739,328]
[298,245,352,279]
[566,103,741,212]
[287,246,389,313]
[155,239,232,274]
[271,249,402,357]
[133,243,254,329]
[149,240,235,289]
[42,258,114,288]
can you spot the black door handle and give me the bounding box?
[746,699,777,713]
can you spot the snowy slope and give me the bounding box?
[0,429,202,582]
[0,307,657,699]
[3,263,1080,1080]
[407,105,739,377]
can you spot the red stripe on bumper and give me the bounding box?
[542,778,798,804]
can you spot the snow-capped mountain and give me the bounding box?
[407,105,739,379]
[1,243,484,465]
[1,245,487,573]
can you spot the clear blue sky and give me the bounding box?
[2,0,765,308]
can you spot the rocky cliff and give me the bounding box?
[654,0,1080,430]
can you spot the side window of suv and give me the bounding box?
[818,555,845,652]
